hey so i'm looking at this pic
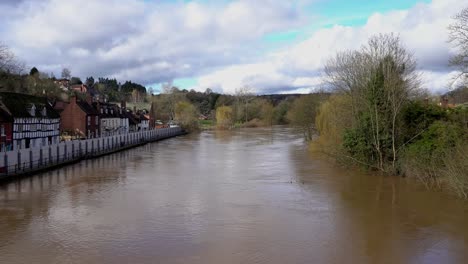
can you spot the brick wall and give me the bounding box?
[60,97,86,136]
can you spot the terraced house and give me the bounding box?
[93,102,129,136]
[59,95,100,138]
[0,92,60,151]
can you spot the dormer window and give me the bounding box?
[42,107,47,117]
[105,109,108,114]
[111,109,114,115]
[28,104,36,117]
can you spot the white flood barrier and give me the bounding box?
[0,127,184,179]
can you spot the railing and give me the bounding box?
[0,127,184,178]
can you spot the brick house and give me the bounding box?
[60,96,100,138]
[0,101,14,151]
[71,84,88,93]
[0,92,60,150]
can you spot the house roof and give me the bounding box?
[77,100,99,115]
[139,113,149,120]
[0,100,13,121]
[53,100,67,113]
[92,102,126,118]
[0,92,60,119]
[123,110,139,125]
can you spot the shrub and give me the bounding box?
[401,121,463,186]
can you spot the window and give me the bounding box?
[87,116,91,126]
[29,104,36,117]
[95,116,99,125]
[17,124,23,133]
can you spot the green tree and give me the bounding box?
[216,106,233,129]
[287,94,323,141]
[70,77,82,85]
[85,76,95,87]
[260,100,274,126]
[324,34,420,172]
[175,101,198,130]
[315,94,354,155]
[273,100,292,124]
[29,67,39,76]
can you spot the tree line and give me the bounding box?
[0,60,148,104]
[302,8,468,198]
[149,85,302,130]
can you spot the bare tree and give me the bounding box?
[61,68,71,79]
[0,43,23,73]
[324,33,420,172]
[367,35,420,170]
[448,7,468,87]
[158,84,186,120]
[235,85,255,123]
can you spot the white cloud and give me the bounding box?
[191,0,465,94]
[1,0,305,83]
[0,0,465,94]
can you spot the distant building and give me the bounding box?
[54,78,70,91]
[124,110,139,133]
[0,92,60,151]
[70,84,88,93]
[138,112,150,131]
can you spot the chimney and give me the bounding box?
[86,94,92,105]
[70,95,77,105]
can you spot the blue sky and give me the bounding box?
[0,0,463,94]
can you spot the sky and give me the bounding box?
[0,0,466,94]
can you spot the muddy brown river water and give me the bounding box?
[0,127,467,264]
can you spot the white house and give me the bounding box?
[0,92,60,150]
[94,102,129,136]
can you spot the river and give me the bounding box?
[0,127,467,264]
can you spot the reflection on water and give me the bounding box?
[0,127,467,263]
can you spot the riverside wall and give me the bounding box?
[0,127,184,180]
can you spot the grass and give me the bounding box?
[199,119,215,130]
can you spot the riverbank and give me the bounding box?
[0,127,186,182]
[199,119,276,130]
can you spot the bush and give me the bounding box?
[443,144,468,198]
[216,106,233,129]
[401,121,464,186]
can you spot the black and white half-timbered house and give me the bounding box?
[0,92,60,150]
